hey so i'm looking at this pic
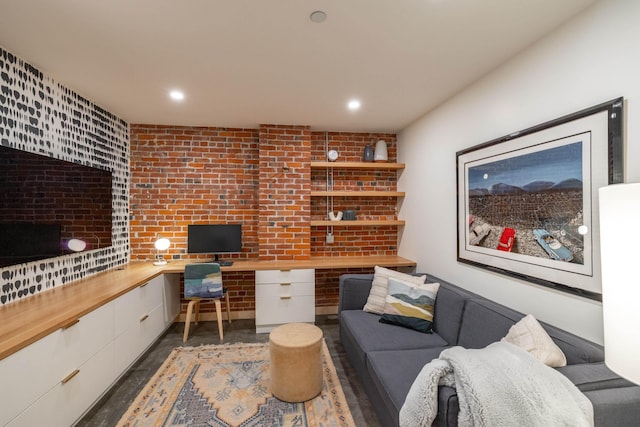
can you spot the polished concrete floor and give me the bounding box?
[77,315,381,427]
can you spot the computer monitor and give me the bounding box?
[187,224,242,266]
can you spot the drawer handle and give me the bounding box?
[61,318,80,330]
[279,269,291,272]
[139,282,149,288]
[280,295,292,300]
[280,282,291,286]
[140,314,149,322]
[61,369,80,384]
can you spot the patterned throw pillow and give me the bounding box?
[363,266,427,315]
[501,314,567,367]
[379,277,440,333]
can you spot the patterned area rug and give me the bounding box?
[117,341,355,426]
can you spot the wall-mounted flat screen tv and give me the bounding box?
[0,145,112,268]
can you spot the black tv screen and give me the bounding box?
[188,224,242,255]
[0,145,112,268]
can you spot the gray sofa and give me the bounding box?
[338,273,640,426]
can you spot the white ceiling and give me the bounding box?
[0,0,597,132]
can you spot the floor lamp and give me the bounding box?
[599,183,640,385]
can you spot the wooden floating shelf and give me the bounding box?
[310,161,405,170]
[310,191,405,197]
[310,219,406,226]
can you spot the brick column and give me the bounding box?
[258,124,311,260]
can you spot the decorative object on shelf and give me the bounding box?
[343,210,357,220]
[153,237,171,265]
[327,149,339,162]
[328,211,343,221]
[374,140,388,162]
[363,144,374,162]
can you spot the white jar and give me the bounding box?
[374,140,388,162]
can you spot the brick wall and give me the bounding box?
[130,125,399,317]
[258,125,311,260]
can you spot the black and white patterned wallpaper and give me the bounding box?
[0,45,130,305]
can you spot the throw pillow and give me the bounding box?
[363,266,427,314]
[379,277,440,333]
[501,314,567,367]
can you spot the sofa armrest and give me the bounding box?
[338,274,374,313]
[434,386,459,427]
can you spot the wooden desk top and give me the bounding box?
[0,255,415,360]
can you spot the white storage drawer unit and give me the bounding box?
[255,268,315,333]
[0,273,179,427]
[0,301,115,427]
[114,275,166,374]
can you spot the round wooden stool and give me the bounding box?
[269,323,324,403]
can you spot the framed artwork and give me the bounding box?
[456,98,623,300]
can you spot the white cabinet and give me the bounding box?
[7,341,115,427]
[0,273,180,427]
[0,301,115,427]
[255,269,315,333]
[114,275,166,374]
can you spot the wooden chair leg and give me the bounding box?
[183,300,198,342]
[214,299,223,340]
[225,294,232,324]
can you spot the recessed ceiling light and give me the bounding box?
[310,10,327,23]
[347,99,361,111]
[169,90,185,101]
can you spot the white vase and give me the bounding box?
[374,140,388,162]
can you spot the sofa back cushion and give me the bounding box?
[457,298,604,364]
[428,275,480,345]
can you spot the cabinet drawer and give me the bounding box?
[7,341,115,427]
[255,295,315,326]
[0,302,113,427]
[114,303,164,374]
[255,268,315,284]
[255,281,314,298]
[114,279,163,337]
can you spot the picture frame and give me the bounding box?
[456,98,624,301]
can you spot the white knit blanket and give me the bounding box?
[399,342,593,427]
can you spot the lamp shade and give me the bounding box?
[599,183,640,385]
[154,237,171,251]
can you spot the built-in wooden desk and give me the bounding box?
[0,255,415,361]
[162,255,417,273]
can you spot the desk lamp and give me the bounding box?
[154,237,171,266]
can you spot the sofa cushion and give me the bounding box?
[501,314,567,367]
[363,266,426,314]
[367,347,447,426]
[340,310,448,372]
[457,299,604,364]
[380,278,440,333]
[557,362,635,392]
[430,280,479,345]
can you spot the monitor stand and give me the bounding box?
[213,254,234,267]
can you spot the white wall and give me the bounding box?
[398,0,640,345]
